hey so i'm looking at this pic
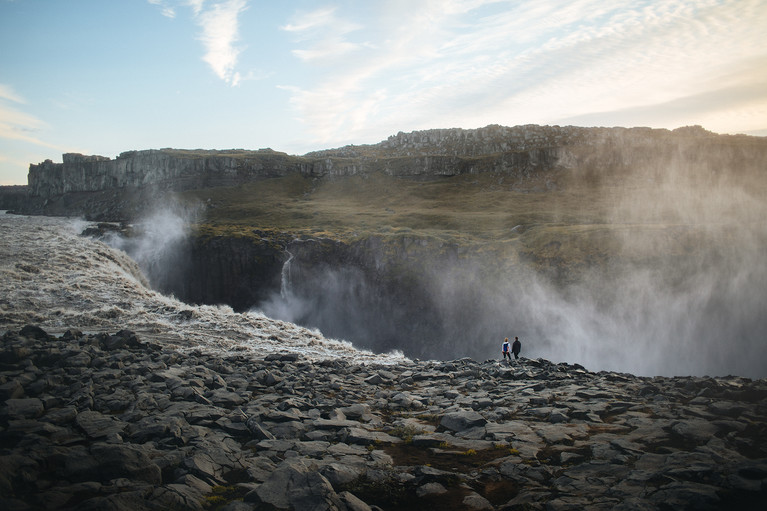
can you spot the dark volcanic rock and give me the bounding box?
[0,325,766,510]
[244,458,343,510]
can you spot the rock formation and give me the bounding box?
[6,124,764,221]
[0,186,29,212]
[1,326,765,510]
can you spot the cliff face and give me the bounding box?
[170,234,288,313]
[26,144,567,200]
[22,125,767,214]
[27,149,305,197]
[161,231,515,359]
[309,124,592,158]
[0,185,29,211]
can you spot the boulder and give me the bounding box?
[440,410,487,432]
[65,443,162,484]
[463,492,493,510]
[246,417,276,440]
[150,484,205,511]
[19,325,49,340]
[345,427,401,446]
[320,462,364,488]
[75,410,127,439]
[671,419,720,445]
[5,398,44,419]
[416,482,447,497]
[244,458,344,510]
[338,491,372,511]
[183,454,225,486]
[0,380,25,400]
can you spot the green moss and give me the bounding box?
[203,485,247,510]
[388,424,425,443]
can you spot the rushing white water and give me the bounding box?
[280,249,294,300]
[0,212,407,364]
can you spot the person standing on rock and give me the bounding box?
[512,336,521,360]
[502,338,512,362]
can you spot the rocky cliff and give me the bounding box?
[125,230,468,359]
[26,149,304,198]
[21,124,765,213]
[0,185,29,211]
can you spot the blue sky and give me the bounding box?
[1,0,766,185]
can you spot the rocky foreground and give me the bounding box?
[1,326,766,510]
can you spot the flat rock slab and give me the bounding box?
[74,410,128,439]
[245,458,343,510]
[671,419,721,444]
[440,410,488,432]
[5,398,44,419]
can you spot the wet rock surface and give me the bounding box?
[1,326,766,510]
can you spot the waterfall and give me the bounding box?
[280,249,294,300]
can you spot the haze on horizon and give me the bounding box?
[1,0,766,185]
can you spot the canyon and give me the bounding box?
[1,125,767,509]
[2,124,766,374]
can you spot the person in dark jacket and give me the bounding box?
[512,336,521,360]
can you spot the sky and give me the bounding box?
[1,0,766,185]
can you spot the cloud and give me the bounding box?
[282,6,364,62]
[282,0,767,146]
[147,0,176,18]
[185,0,206,16]
[0,84,25,104]
[281,6,339,34]
[0,84,63,150]
[559,57,767,131]
[150,0,248,86]
[0,83,87,183]
[196,0,248,86]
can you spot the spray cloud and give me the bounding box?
[253,136,767,378]
[103,200,201,295]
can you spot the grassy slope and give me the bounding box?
[179,169,690,278]
[184,172,582,240]
[176,135,767,280]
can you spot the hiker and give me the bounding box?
[512,336,521,360]
[502,338,512,362]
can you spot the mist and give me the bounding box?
[92,141,766,378]
[259,261,415,355]
[257,220,766,377]
[102,201,200,296]
[254,149,767,378]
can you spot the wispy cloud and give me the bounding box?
[185,0,206,17]
[281,6,338,34]
[0,84,71,152]
[0,83,26,104]
[281,0,767,146]
[196,0,248,86]
[282,6,364,62]
[150,0,248,86]
[147,0,176,18]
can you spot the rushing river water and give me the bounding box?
[0,212,406,364]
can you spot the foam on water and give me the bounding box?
[0,212,407,364]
